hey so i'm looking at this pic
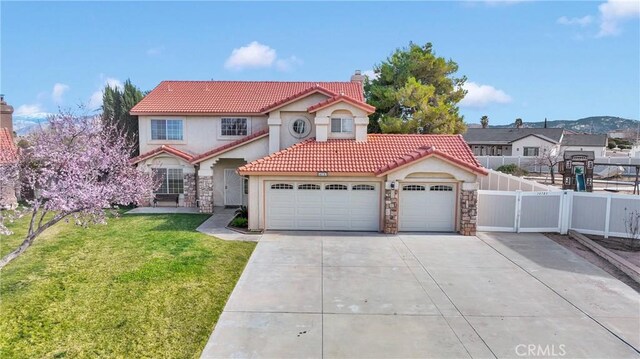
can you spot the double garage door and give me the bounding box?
[265,180,457,232]
[266,181,380,231]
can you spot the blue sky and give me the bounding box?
[1,1,639,126]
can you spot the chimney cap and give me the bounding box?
[355,70,361,75]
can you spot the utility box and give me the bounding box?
[559,151,594,192]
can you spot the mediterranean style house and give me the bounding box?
[463,128,608,157]
[130,72,487,235]
[0,95,18,209]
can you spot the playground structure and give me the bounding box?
[559,151,594,192]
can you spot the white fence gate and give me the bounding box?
[478,190,640,238]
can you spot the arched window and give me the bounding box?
[402,185,426,191]
[270,183,293,190]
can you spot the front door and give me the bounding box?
[224,169,243,206]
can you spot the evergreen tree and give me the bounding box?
[101,79,144,156]
[365,42,467,134]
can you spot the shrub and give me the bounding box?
[234,205,248,219]
[230,217,248,228]
[495,164,529,177]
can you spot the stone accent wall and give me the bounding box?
[0,179,18,209]
[383,189,399,234]
[198,175,214,213]
[183,174,196,207]
[460,189,478,236]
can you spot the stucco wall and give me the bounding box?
[511,136,559,157]
[386,156,478,183]
[139,115,268,154]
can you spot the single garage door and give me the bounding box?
[266,181,380,231]
[399,183,457,232]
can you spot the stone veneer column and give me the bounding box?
[183,174,196,207]
[198,176,214,213]
[459,183,478,236]
[383,188,399,234]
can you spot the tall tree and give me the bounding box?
[0,112,154,269]
[365,42,467,134]
[480,115,489,129]
[101,79,144,156]
[515,118,523,128]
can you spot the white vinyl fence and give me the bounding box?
[479,169,558,192]
[476,156,640,176]
[478,190,640,238]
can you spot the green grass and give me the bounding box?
[0,213,255,358]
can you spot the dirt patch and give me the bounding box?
[545,233,640,293]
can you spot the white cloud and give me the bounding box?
[557,15,594,27]
[362,69,379,80]
[482,0,530,6]
[105,77,123,90]
[146,46,164,56]
[224,41,301,72]
[224,41,277,70]
[598,0,640,37]
[87,76,123,109]
[51,83,70,103]
[89,90,103,109]
[275,56,303,72]
[460,81,512,108]
[15,104,44,116]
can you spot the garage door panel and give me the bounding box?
[399,183,456,232]
[266,181,380,231]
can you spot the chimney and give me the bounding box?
[0,94,14,136]
[350,70,365,83]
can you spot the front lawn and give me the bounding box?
[0,213,255,358]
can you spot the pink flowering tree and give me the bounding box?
[0,112,155,269]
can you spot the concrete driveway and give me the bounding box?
[201,232,640,358]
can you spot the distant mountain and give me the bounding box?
[13,113,52,136]
[487,116,638,134]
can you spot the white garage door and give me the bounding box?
[266,181,380,231]
[399,183,457,232]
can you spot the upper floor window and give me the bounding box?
[523,147,539,157]
[221,118,248,136]
[151,119,183,140]
[331,117,353,133]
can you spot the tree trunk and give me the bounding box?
[0,235,35,269]
[550,167,556,184]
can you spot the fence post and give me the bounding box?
[515,190,522,233]
[559,190,572,234]
[604,194,611,239]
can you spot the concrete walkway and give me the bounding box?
[196,207,261,242]
[201,232,640,358]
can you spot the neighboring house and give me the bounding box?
[560,134,608,157]
[130,73,487,235]
[0,95,18,209]
[463,128,564,157]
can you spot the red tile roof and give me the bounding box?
[238,134,487,176]
[307,94,376,114]
[0,128,18,164]
[130,81,366,115]
[130,145,195,164]
[191,129,269,163]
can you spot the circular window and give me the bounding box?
[289,118,311,138]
